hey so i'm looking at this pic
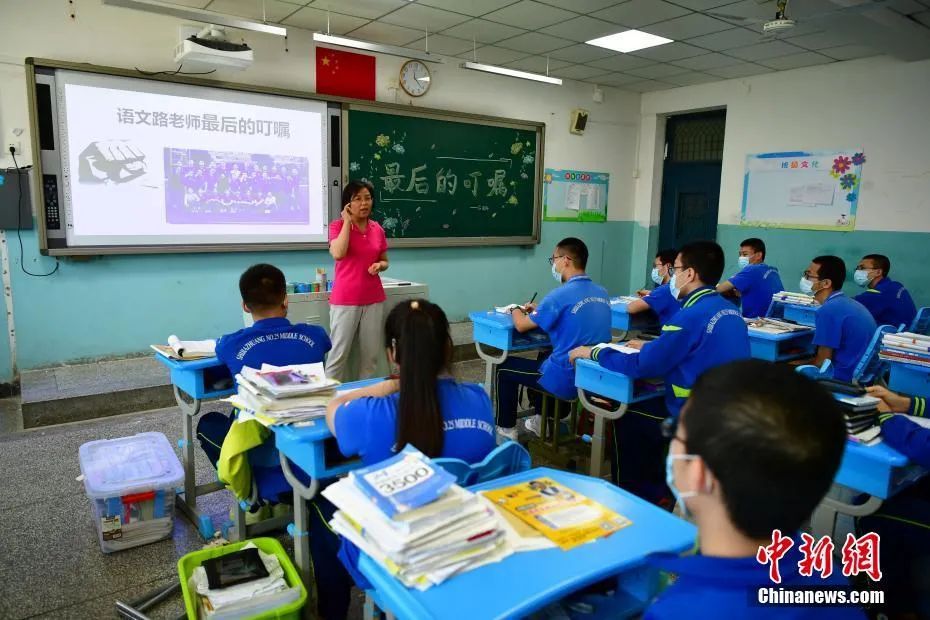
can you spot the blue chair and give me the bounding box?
[910,306,930,335]
[852,324,898,385]
[434,441,532,486]
[796,358,833,380]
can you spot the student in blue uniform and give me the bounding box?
[326,298,496,465]
[570,241,750,499]
[495,237,611,440]
[645,360,863,620]
[628,248,679,326]
[322,299,496,620]
[197,263,331,469]
[852,253,917,329]
[716,237,784,318]
[859,385,930,619]
[799,255,877,382]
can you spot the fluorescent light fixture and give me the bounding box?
[102,0,287,36]
[313,33,444,64]
[460,61,562,85]
[586,29,673,53]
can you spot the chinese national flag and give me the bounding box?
[315,47,376,100]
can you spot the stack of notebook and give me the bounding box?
[879,332,930,368]
[771,291,819,306]
[226,362,340,426]
[323,446,511,591]
[831,390,882,444]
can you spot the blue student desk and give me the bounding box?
[811,435,925,543]
[469,311,552,396]
[766,297,819,327]
[746,325,815,361]
[271,377,381,590]
[574,358,664,478]
[154,354,236,538]
[610,298,659,337]
[887,360,930,399]
[359,467,697,620]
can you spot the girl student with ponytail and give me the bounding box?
[325,298,496,465]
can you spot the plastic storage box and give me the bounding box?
[79,432,184,553]
[178,537,307,620]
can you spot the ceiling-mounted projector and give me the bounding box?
[174,25,253,71]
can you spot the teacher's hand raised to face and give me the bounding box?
[327,180,390,383]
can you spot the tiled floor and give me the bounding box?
[0,358,488,619]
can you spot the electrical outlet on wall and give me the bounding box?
[7,141,21,155]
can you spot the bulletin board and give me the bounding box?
[740,149,866,232]
[543,168,609,222]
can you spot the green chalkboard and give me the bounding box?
[346,106,543,246]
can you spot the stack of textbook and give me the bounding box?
[771,291,819,306]
[227,362,340,426]
[323,446,511,590]
[880,332,930,368]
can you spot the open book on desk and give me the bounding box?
[151,335,216,360]
[745,318,813,334]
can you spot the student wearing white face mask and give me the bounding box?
[852,253,917,329]
[629,248,680,326]
[716,238,784,319]
[495,237,612,441]
[795,255,876,382]
[643,360,863,620]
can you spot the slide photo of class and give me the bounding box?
[164,148,310,225]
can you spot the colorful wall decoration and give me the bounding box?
[543,168,609,223]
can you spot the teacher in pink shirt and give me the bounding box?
[327,179,389,381]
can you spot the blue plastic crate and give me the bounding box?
[888,361,930,399]
[783,303,818,327]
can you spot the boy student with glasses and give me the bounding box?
[495,237,612,441]
[628,248,680,326]
[796,255,876,382]
[644,360,863,619]
[570,241,750,501]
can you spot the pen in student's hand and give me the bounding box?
[522,292,538,314]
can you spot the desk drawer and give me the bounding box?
[473,321,514,350]
[783,304,818,327]
[575,360,663,404]
[170,365,234,400]
[835,446,894,499]
[888,362,930,399]
[749,332,815,362]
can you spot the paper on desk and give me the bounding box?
[495,304,522,314]
[167,335,216,357]
[610,296,639,305]
[593,342,640,355]
[478,495,555,552]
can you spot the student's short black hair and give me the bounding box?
[655,248,677,266]
[341,179,375,209]
[677,241,725,286]
[862,254,891,277]
[740,237,766,261]
[812,255,846,291]
[683,360,845,539]
[239,264,286,311]
[556,237,589,269]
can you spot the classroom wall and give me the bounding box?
[0,1,641,379]
[630,56,930,308]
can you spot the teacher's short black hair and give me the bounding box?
[341,179,375,209]
[240,263,286,312]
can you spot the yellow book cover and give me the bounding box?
[482,477,631,551]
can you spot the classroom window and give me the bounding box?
[667,113,726,163]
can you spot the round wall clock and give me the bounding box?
[400,60,431,97]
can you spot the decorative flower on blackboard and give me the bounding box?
[840,173,857,190]
[392,144,405,154]
[375,134,391,148]
[510,142,523,155]
[832,155,852,174]
[349,162,360,172]
[374,153,381,160]
[846,192,857,203]
[523,154,534,165]
[851,152,866,166]
[508,195,519,205]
